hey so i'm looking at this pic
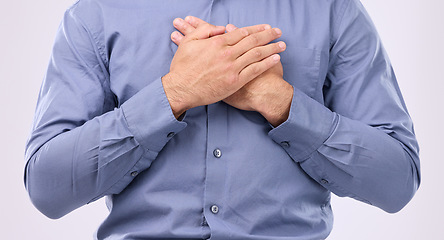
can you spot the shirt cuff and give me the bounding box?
[121,77,188,155]
[268,87,338,162]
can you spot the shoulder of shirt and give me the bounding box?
[66,0,104,24]
[64,0,109,67]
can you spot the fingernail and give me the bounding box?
[264,25,271,30]
[273,54,280,61]
[174,18,183,26]
[274,28,282,35]
[279,42,286,50]
[185,16,193,24]
[171,32,178,40]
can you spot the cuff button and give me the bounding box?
[280,141,290,147]
[167,132,175,138]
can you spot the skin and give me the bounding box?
[162,16,294,127]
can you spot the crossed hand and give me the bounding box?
[162,16,293,126]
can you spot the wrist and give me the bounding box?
[257,79,293,127]
[161,72,190,119]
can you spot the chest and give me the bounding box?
[103,0,331,105]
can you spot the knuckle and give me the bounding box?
[270,29,277,37]
[214,36,226,46]
[253,49,262,58]
[239,28,249,37]
[221,47,233,58]
[251,64,261,75]
[249,35,259,45]
[225,73,239,85]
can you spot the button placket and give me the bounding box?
[204,103,229,227]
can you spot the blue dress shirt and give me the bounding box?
[24,0,420,239]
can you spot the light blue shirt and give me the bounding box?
[24,0,420,239]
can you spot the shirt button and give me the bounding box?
[131,171,138,177]
[167,132,175,138]
[210,205,219,214]
[321,179,329,184]
[213,148,222,158]
[280,141,290,147]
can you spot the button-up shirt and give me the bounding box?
[24,0,420,239]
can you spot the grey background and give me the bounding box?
[1,0,442,239]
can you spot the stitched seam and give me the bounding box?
[69,6,112,114]
[331,0,352,46]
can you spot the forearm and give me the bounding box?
[25,6,190,219]
[25,79,187,219]
[301,114,419,213]
[269,88,420,213]
[25,108,145,219]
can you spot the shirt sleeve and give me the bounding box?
[24,6,187,219]
[268,0,420,213]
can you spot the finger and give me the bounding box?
[184,23,226,42]
[209,25,227,37]
[238,54,281,84]
[236,41,286,71]
[223,24,271,46]
[173,18,196,36]
[184,16,226,37]
[184,16,207,28]
[171,31,185,45]
[231,28,282,58]
[226,24,237,33]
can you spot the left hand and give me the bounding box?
[171,16,294,126]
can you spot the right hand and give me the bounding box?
[162,18,286,118]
